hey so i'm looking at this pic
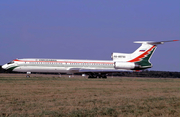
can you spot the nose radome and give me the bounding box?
[2,64,7,69]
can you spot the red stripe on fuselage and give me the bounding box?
[13,59,114,64]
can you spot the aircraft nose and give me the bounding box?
[2,64,8,69]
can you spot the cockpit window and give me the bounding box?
[7,61,14,64]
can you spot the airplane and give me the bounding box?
[2,40,179,78]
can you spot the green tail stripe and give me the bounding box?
[135,47,156,68]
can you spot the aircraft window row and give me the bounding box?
[30,62,63,64]
[68,63,113,66]
[29,62,113,66]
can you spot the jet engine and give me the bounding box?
[114,62,140,69]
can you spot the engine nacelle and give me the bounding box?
[114,62,140,69]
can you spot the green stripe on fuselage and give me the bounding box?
[7,66,18,71]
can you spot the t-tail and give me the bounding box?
[112,40,179,70]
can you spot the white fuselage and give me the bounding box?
[2,58,120,74]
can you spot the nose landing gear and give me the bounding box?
[26,72,31,78]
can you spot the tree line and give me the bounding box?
[112,70,180,78]
[0,65,179,78]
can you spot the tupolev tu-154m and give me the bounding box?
[2,40,179,78]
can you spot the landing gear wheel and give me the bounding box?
[98,76,102,78]
[102,76,107,79]
[88,74,97,78]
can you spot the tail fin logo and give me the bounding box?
[139,50,146,52]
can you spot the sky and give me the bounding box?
[0,0,179,71]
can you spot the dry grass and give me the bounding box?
[0,74,179,117]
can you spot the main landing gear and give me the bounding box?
[88,73,107,79]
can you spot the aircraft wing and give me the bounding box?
[68,68,132,74]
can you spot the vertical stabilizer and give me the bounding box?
[128,40,178,69]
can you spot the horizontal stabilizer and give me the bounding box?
[134,40,179,45]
